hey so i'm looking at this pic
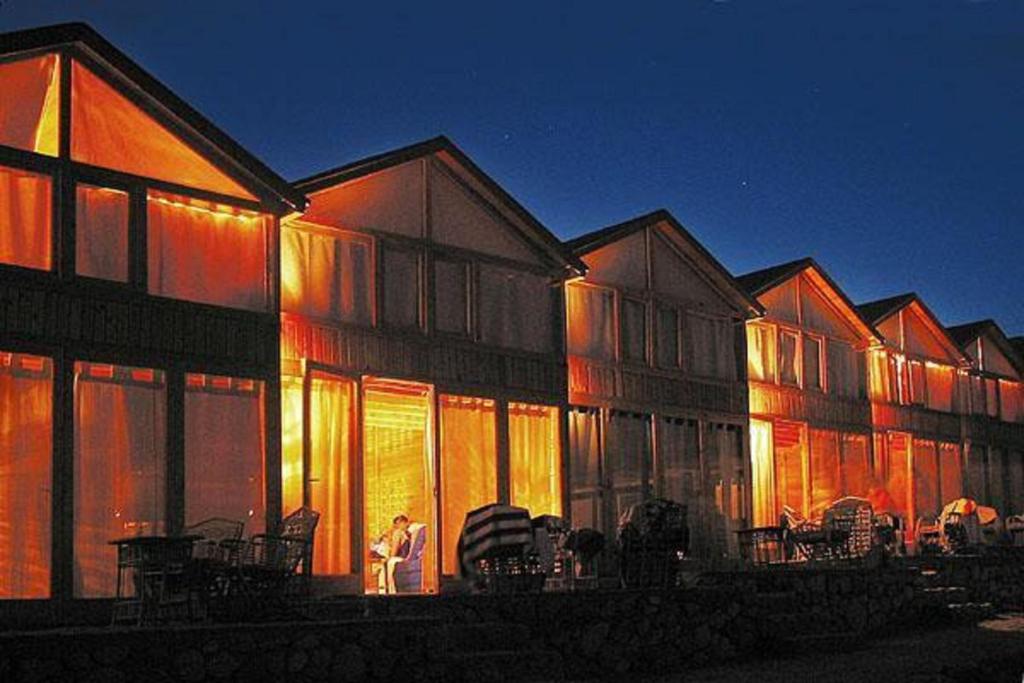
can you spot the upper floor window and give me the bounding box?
[778,329,800,386]
[999,380,1022,423]
[620,298,647,364]
[381,244,421,329]
[0,52,60,157]
[827,340,864,399]
[434,258,470,335]
[478,265,552,353]
[76,184,129,282]
[147,191,269,311]
[685,313,735,381]
[281,226,373,324]
[566,283,615,361]
[0,164,51,271]
[655,304,680,369]
[747,322,776,382]
[802,335,823,391]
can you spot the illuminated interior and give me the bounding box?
[773,420,806,518]
[147,190,269,311]
[70,60,254,200]
[75,184,129,281]
[884,432,912,519]
[750,419,774,526]
[281,375,304,516]
[440,395,497,575]
[508,403,562,518]
[73,362,166,598]
[0,352,52,598]
[281,225,373,324]
[308,372,355,576]
[0,53,59,156]
[0,164,52,271]
[184,374,265,534]
[362,379,436,593]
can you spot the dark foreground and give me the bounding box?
[638,613,1024,683]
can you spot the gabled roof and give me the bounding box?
[947,319,1024,376]
[857,292,967,365]
[0,22,306,211]
[567,209,763,317]
[736,257,880,342]
[294,135,583,273]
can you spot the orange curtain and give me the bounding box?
[840,433,871,499]
[749,419,774,526]
[308,373,355,576]
[867,350,890,402]
[0,164,51,271]
[70,60,253,200]
[0,353,52,598]
[773,420,806,517]
[925,364,954,413]
[184,375,265,534]
[362,380,435,593]
[147,191,268,311]
[565,283,615,361]
[777,330,799,386]
[746,323,775,383]
[938,442,963,508]
[886,433,912,520]
[508,403,562,518]
[440,395,497,575]
[913,440,940,519]
[999,380,1021,423]
[0,53,59,156]
[568,407,602,531]
[809,429,840,518]
[280,376,304,516]
[73,363,166,598]
[75,184,129,281]
[281,227,373,324]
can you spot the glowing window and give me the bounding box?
[778,330,800,386]
[508,403,562,518]
[147,191,269,311]
[938,442,963,507]
[281,227,373,324]
[566,283,615,361]
[773,420,806,518]
[76,184,129,281]
[440,395,497,575]
[0,164,51,271]
[809,429,840,518]
[185,374,265,534]
[746,323,776,382]
[73,362,166,597]
[802,336,823,391]
[308,372,355,576]
[71,60,254,200]
[280,375,304,516]
[0,53,59,156]
[0,352,52,598]
[840,433,870,499]
[908,361,925,406]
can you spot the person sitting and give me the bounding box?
[374,514,411,594]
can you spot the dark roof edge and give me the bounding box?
[948,319,1024,376]
[0,22,307,210]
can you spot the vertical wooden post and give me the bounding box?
[166,366,185,534]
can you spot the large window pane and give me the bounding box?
[778,330,799,386]
[0,164,51,271]
[809,429,840,518]
[509,403,561,518]
[620,298,647,363]
[148,192,269,311]
[802,336,822,391]
[76,184,129,282]
[773,420,805,518]
[605,411,651,525]
[381,246,420,329]
[281,228,373,324]
[185,374,265,535]
[705,424,745,556]
[827,340,860,399]
[309,372,355,576]
[440,395,496,575]
[939,442,963,508]
[74,363,166,598]
[750,419,774,526]
[840,433,871,499]
[746,323,775,382]
[280,375,304,516]
[566,283,615,361]
[999,380,1021,423]
[885,433,911,520]
[913,440,940,520]
[434,260,469,335]
[0,53,59,156]
[569,408,602,532]
[685,314,735,380]
[654,305,680,369]
[479,265,553,353]
[908,361,925,406]
[0,352,52,598]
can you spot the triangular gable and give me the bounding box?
[429,160,542,265]
[302,159,425,237]
[798,273,862,342]
[651,226,736,313]
[582,229,648,290]
[70,60,255,200]
[0,52,60,156]
[979,331,1022,379]
[901,302,961,363]
[758,278,799,325]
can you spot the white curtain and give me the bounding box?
[309,373,356,576]
[565,284,615,360]
[746,323,775,382]
[281,228,373,324]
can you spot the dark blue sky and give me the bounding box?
[3,1,1021,333]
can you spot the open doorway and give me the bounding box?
[362,378,437,594]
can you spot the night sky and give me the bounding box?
[3,1,1021,333]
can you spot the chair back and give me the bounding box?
[185,517,244,561]
[404,523,427,561]
[279,506,320,542]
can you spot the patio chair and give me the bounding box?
[824,497,874,560]
[186,517,245,563]
[235,506,320,606]
[393,523,427,593]
[618,498,688,588]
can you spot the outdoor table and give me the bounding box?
[109,534,201,625]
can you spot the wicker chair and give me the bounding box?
[235,507,320,606]
[186,517,245,563]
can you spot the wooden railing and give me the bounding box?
[567,355,747,415]
[870,402,961,441]
[964,414,1024,449]
[748,381,872,429]
[0,276,276,367]
[281,315,566,398]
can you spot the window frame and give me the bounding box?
[432,255,473,338]
[378,240,424,332]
